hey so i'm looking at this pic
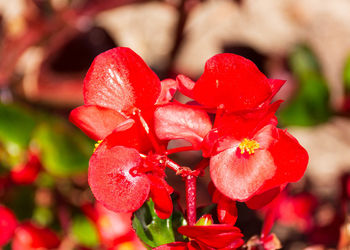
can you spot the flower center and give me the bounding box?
[93,140,103,152]
[238,138,260,155]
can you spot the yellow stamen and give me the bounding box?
[94,140,103,152]
[238,138,260,155]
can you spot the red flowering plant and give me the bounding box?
[70,47,309,249]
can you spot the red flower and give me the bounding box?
[0,205,18,246]
[265,190,318,233]
[89,144,173,218]
[177,54,285,112]
[70,47,175,218]
[205,103,308,202]
[12,222,60,250]
[69,47,175,151]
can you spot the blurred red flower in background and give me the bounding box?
[11,222,60,250]
[0,205,18,246]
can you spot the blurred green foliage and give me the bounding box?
[343,55,350,92]
[32,120,92,177]
[71,214,99,247]
[0,102,94,176]
[279,45,332,126]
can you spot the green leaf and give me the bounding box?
[279,45,332,126]
[133,199,186,248]
[71,215,99,247]
[32,118,94,176]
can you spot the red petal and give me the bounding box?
[176,74,195,99]
[156,79,177,105]
[0,205,17,246]
[84,47,161,114]
[259,129,309,193]
[213,101,281,142]
[89,146,150,213]
[210,148,276,201]
[178,225,243,249]
[148,175,173,219]
[99,119,153,153]
[154,103,212,149]
[193,53,272,112]
[245,187,281,210]
[69,105,127,141]
[216,195,238,225]
[268,79,285,98]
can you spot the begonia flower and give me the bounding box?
[0,205,18,246]
[89,144,173,219]
[70,47,174,218]
[176,54,285,113]
[12,222,60,250]
[70,47,173,150]
[205,102,308,202]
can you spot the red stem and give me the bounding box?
[165,158,182,173]
[165,146,194,155]
[186,175,197,225]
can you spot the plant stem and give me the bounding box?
[185,175,197,225]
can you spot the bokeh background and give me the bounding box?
[1,0,350,249]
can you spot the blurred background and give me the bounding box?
[1,0,350,249]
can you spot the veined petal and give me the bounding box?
[193,53,272,112]
[89,146,150,213]
[154,103,212,149]
[84,47,161,114]
[69,105,128,141]
[210,148,276,201]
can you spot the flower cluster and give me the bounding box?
[70,47,308,249]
